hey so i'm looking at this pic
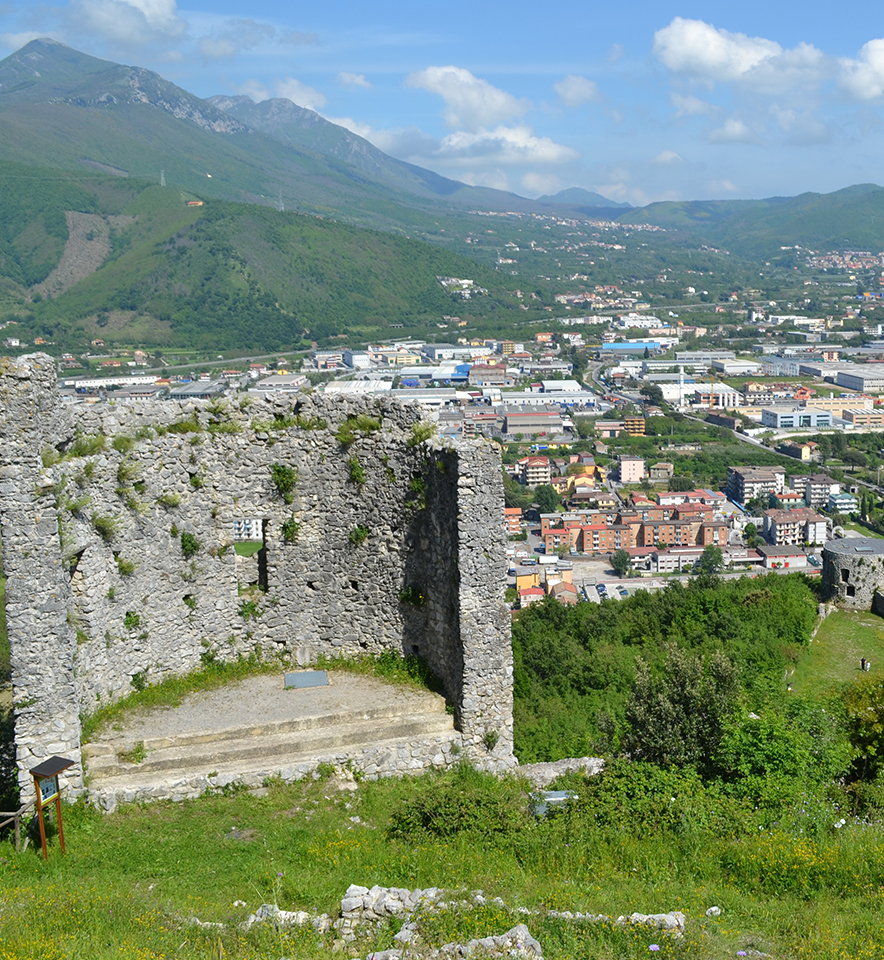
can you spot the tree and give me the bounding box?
[844,449,868,470]
[534,484,561,514]
[611,548,632,577]
[622,646,741,774]
[697,545,724,575]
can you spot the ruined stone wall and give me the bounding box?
[0,355,514,800]
[822,538,884,610]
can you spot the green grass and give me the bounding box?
[842,521,884,539]
[233,541,263,557]
[2,768,884,960]
[791,609,884,697]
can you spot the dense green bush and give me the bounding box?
[387,764,529,842]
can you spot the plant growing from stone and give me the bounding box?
[347,455,366,486]
[124,611,141,630]
[115,555,136,577]
[408,421,436,447]
[280,516,301,543]
[157,491,180,508]
[348,524,370,545]
[270,462,298,504]
[336,414,382,446]
[91,513,120,542]
[238,598,261,620]
[180,532,201,558]
[399,586,426,607]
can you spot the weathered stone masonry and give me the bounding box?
[1,355,514,801]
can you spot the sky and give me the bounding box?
[3,1,884,206]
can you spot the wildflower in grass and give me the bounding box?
[649,947,660,952]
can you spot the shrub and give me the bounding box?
[180,532,200,558]
[123,611,141,630]
[239,598,261,620]
[112,435,135,454]
[347,455,366,486]
[115,556,136,577]
[281,516,301,543]
[270,462,298,503]
[387,764,528,841]
[348,525,370,545]
[117,458,140,484]
[157,492,181,508]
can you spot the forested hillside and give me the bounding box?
[0,165,536,351]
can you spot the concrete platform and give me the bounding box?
[83,672,460,808]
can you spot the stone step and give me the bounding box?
[86,712,456,780]
[83,695,447,758]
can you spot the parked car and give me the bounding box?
[596,583,607,595]
[618,587,629,597]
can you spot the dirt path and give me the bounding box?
[31,211,135,300]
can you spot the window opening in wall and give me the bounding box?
[842,569,850,582]
[257,520,269,593]
[350,580,359,591]
[846,585,856,597]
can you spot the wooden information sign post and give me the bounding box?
[29,756,75,860]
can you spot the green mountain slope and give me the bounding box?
[616,185,884,255]
[536,187,632,209]
[0,39,555,233]
[0,170,530,351]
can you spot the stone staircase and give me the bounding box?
[83,678,460,809]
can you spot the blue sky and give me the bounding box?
[4,1,884,205]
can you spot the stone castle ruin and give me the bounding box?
[1,355,514,802]
[822,536,884,614]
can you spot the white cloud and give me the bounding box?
[234,79,271,102]
[840,38,884,100]
[70,0,185,44]
[670,92,715,116]
[653,17,826,94]
[338,72,371,89]
[521,172,561,195]
[406,65,530,131]
[654,149,684,164]
[275,77,326,110]
[708,117,755,143]
[434,125,578,166]
[607,43,624,63]
[323,115,374,139]
[770,106,829,144]
[0,32,47,52]
[553,74,599,107]
[459,169,510,191]
[653,17,782,81]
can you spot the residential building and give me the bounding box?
[618,455,646,483]
[649,462,674,481]
[789,473,840,509]
[727,466,786,503]
[762,508,828,545]
[504,507,522,534]
[519,456,552,486]
[828,491,859,514]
